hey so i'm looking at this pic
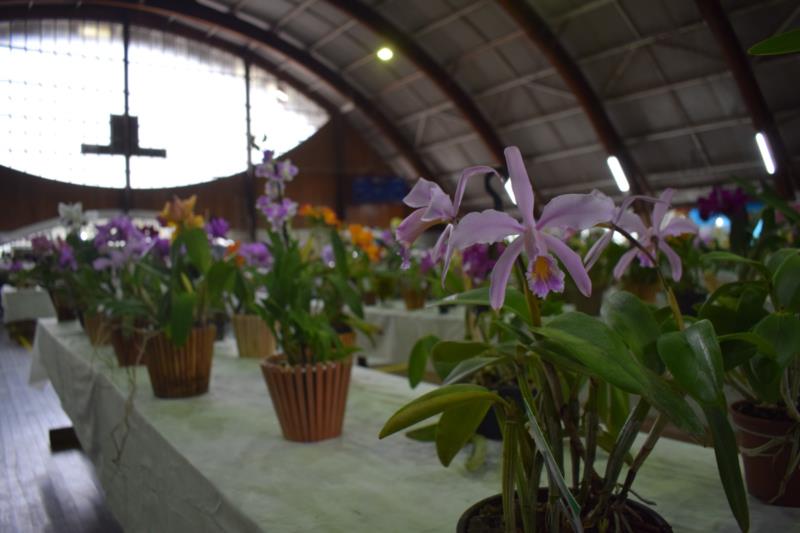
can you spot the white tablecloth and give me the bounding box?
[2,285,56,323]
[357,301,466,366]
[31,319,800,532]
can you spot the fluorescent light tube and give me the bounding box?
[755,132,776,175]
[504,178,517,205]
[606,156,630,193]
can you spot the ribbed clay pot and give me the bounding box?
[232,314,275,358]
[49,290,78,322]
[146,325,216,398]
[402,289,426,311]
[110,321,150,367]
[82,312,112,346]
[730,400,800,507]
[260,355,353,442]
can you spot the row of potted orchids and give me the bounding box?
[379,146,800,532]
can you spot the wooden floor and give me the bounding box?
[0,326,122,533]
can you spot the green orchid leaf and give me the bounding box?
[405,423,438,442]
[379,384,503,439]
[749,28,800,55]
[658,320,725,407]
[166,291,197,347]
[442,356,501,385]
[717,332,775,360]
[601,291,662,372]
[704,406,750,533]
[435,400,493,466]
[772,253,800,312]
[765,248,800,275]
[407,335,440,388]
[431,341,491,382]
[744,355,782,404]
[753,313,800,370]
[177,227,212,274]
[432,286,531,323]
[702,251,771,279]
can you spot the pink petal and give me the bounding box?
[651,189,675,232]
[616,210,648,236]
[489,237,524,310]
[433,224,455,285]
[396,208,436,246]
[583,230,612,270]
[453,166,499,214]
[543,234,592,297]
[538,192,615,232]
[421,188,455,221]
[659,240,683,281]
[661,217,698,237]
[450,210,524,251]
[403,178,441,208]
[504,146,536,229]
[613,248,639,280]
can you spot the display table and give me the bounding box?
[2,284,56,323]
[32,319,800,532]
[357,301,465,366]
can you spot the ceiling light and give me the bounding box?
[376,47,394,61]
[715,216,725,228]
[755,132,776,175]
[275,89,289,102]
[606,156,630,193]
[504,178,517,205]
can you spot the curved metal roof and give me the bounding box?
[4,0,799,208]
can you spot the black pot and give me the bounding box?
[438,304,455,315]
[456,491,672,533]
[475,386,527,441]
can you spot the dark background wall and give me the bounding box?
[0,115,406,233]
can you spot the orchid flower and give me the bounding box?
[396,165,498,274]
[450,146,615,309]
[611,188,698,282]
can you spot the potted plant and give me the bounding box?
[253,150,358,442]
[379,147,749,532]
[226,240,277,358]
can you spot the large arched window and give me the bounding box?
[0,19,328,189]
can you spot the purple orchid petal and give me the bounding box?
[504,146,536,229]
[537,192,615,232]
[396,208,436,247]
[453,166,499,214]
[661,217,698,237]
[613,248,639,280]
[489,237,524,310]
[617,210,648,236]
[526,253,565,298]
[652,189,674,232]
[450,210,524,251]
[583,230,613,270]
[421,188,455,222]
[403,178,441,208]
[659,240,683,281]
[543,234,591,297]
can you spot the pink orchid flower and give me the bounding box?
[396,166,498,271]
[450,146,615,309]
[611,188,698,282]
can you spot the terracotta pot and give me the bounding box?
[232,314,275,358]
[49,290,77,322]
[402,289,426,310]
[146,325,216,398]
[457,491,672,532]
[260,355,353,442]
[110,320,150,367]
[338,331,357,348]
[81,311,111,346]
[730,400,800,507]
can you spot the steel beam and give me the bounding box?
[695,0,795,196]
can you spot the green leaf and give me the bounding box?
[407,335,440,388]
[766,248,800,275]
[177,227,212,273]
[749,28,800,55]
[167,291,197,347]
[435,400,493,466]
[704,406,750,533]
[753,313,800,370]
[717,332,775,360]
[658,320,725,407]
[601,291,662,372]
[431,341,491,382]
[405,423,437,442]
[442,356,501,385]
[433,286,531,323]
[379,384,503,439]
[703,251,771,278]
[772,253,800,312]
[205,261,235,303]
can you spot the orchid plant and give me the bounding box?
[380,146,749,532]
